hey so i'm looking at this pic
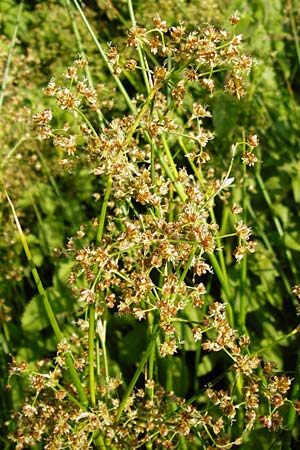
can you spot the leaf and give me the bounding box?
[21,287,73,334]
[34,183,57,215]
[196,354,214,377]
[175,321,195,351]
[47,286,74,315]
[53,259,75,288]
[169,356,189,397]
[283,233,300,252]
[175,304,202,351]
[116,323,147,366]
[212,94,238,138]
[292,177,300,203]
[21,294,49,333]
[270,203,289,226]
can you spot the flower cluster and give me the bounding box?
[13,13,294,450]
[9,301,296,449]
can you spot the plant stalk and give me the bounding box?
[6,191,88,408]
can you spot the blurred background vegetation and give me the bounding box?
[0,0,300,447]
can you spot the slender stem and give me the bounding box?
[127,0,151,94]
[87,175,113,404]
[97,176,113,242]
[6,191,88,408]
[210,208,227,277]
[178,137,204,187]
[155,143,187,203]
[246,201,293,296]
[0,1,23,113]
[287,0,300,75]
[115,323,159,423]
[74,107,98,137]
[239,254,247,332]
[125,83,161,148]
[146,311,155,402]
[239,151,248,332]
[72,0,136,114]
[256,171,298,278]
[1,136,26,167]
[208,253,234,327]
[64,0,105,127]
[100,318,109,381]
[179,247,196,284]
[282,335,300,450]
[252,327,299,356]
[88,303,96,406]
[256,172,283,237]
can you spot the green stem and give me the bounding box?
[88,176,113,403]
[165,356,173,393]
[125,84,159,146]
[0,1,23,113]
[96,312,109,383]
[93,433,108,449]
[239,254,247,332]
[256,172,283,237]
[246,201,293,296]
[88,303,96,406]
[127,0,151,94]
[146,312,155,402]
[239,155,248,332]
[253,326,299,356]
[208,253,234,327]
[6,191,88,408]
[179,247,197,284]
[97,175,113,242]
[162,134,179,178]
[72,0,136,114]
[210,208,227,277]
[287,0,300,75]
[256,171,298,278]
[282,335,300,450]
[1,136,26,167]
[97,176,112,242]
[178,137,204,187]
[155,143,187,203]
[64,0,105,127]
[115,323,159,423]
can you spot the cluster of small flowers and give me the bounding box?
[31,14,262,367]
[32,58,97,173]
[7,370,233,449]
[231,202,257,262]
[242,134,260,166]
[122,13,252,99]
[17,14,275,449]
[188,301,296,438]
[9,305,296,449]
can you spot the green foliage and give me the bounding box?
[1,0,300,449]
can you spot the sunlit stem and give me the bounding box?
[72,0,136,114]
[115,324,159,423]
[6,191,88,408]
[0,1,23,113]
[127,0,151,94]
